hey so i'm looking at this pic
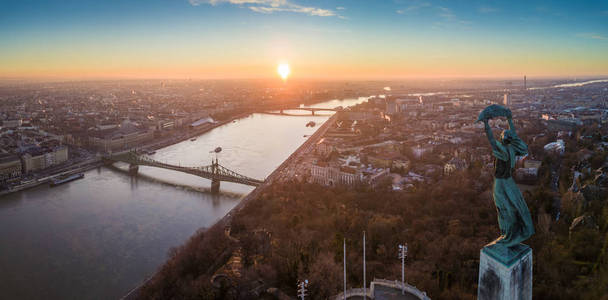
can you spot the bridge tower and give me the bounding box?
[210,158,220,194]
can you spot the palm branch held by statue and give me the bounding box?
[476,104,512,123]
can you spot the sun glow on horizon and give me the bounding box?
[277,63,290,80]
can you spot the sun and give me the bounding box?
[277,63,290,80]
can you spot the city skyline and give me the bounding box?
[1,0,608,79]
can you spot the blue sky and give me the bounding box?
[1,0,607,79]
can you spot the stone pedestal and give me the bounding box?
[478,243,532,300]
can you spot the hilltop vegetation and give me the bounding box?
[139,128,608,300]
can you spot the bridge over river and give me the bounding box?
[104,151,264,193]
[260,106,342,116]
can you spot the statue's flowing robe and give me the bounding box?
[486,126,535,247]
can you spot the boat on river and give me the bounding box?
[50,173,84,187]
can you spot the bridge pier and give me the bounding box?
[128,164,139,175]
[211,179,220,194]
[311,109,315,116]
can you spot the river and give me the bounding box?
[0,96,369,300]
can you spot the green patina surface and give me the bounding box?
[479,105,535,251]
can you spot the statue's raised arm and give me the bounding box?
[483,118,498,151]
[477,105,527,157]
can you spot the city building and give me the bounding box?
[1,119,23,128]
[189,117,215,129]
[368,152,409,169]
[411,144,433,159]
[21,146,68,173]
[88,120,154,152]
[0,153,22,183]
[515,167,539,184]
[315,138,336,157]
[444,157,468,175]
[310,162,360,186]
[503,92,511,106]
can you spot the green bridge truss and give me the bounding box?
[105,151,263,187]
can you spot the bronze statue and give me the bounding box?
[478,105,534,248]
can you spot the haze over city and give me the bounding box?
[1,0,608,79]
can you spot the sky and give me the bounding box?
[1,0,607,80]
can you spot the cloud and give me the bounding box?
[189,0,284,6]
[437,6,452,17]
[396,1,431,14]
[437,6,457,22]
[478,6,498,13]
[577,33,608,40]
[396,3,470,26]
[188,0,338,17]
[249,5,335,16]
[437,6,470,24]
[336,6,345,10]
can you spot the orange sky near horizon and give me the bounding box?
[3,51,608,80]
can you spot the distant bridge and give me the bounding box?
[104,151,263,193]
[260,107,341,116]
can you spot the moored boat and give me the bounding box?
[50,173,84,187]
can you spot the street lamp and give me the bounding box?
[297,279,309,300]
[398,243,408,295]
[343,238,347,300]
[363,231,366,299]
